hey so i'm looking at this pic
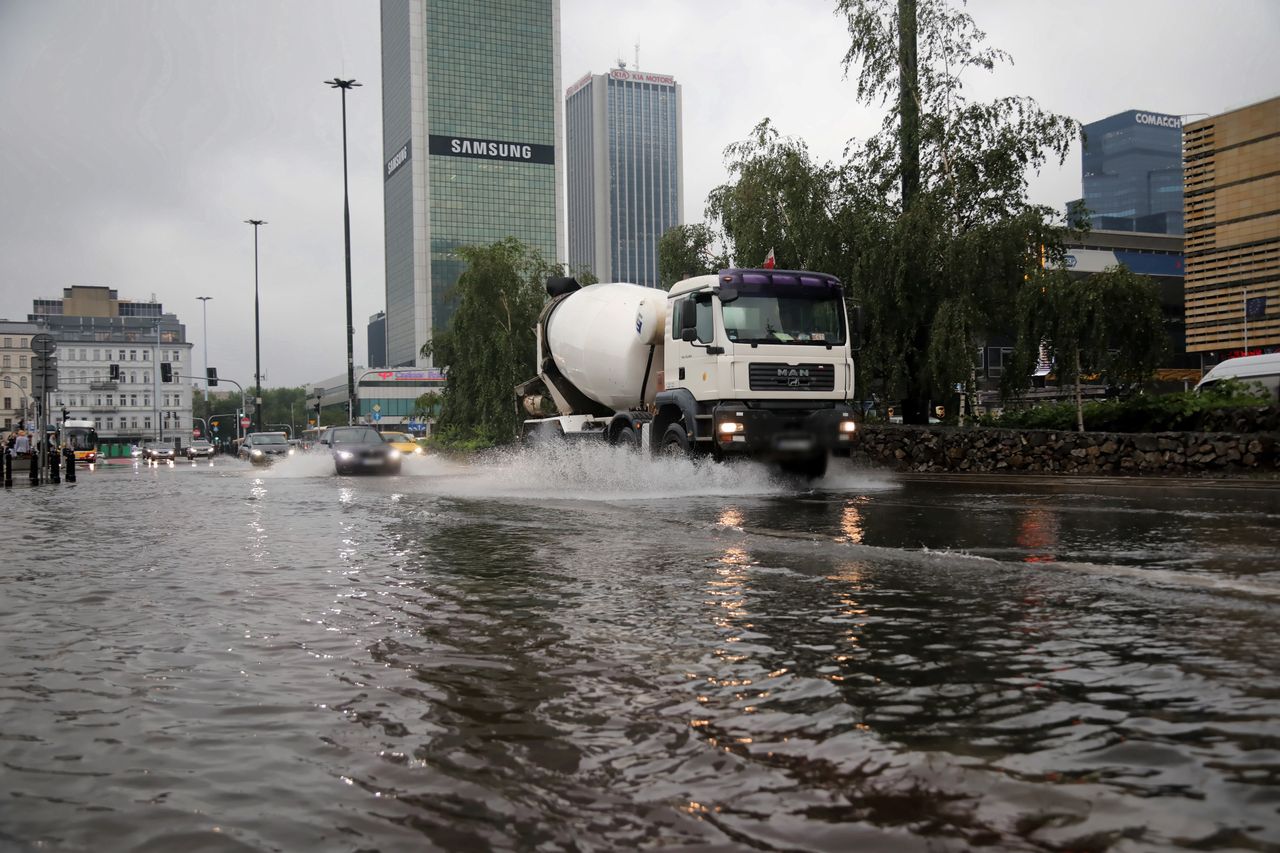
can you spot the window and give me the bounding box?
[3,397,9,408]
[173,352,180,362]
[118,350,125,361]
[143,395,150,406]
[106,418,114,430]
[19,339,26,348]
[18,377,25,388]
[19,355,27,368]
[2,356,9,368]
[142,351,149,361]
[131,417,138,429]
[143,372,150,383]
[130,394,137,407]
[144,417,151,430]
[2,338,9,347]
[93,349,100,361]
[130,350,136,361]
[106,395,113,406]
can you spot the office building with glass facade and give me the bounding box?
[380,0,564,368]
[1066,110,1184,234]
[566,68,683,287]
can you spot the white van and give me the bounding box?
[1194,353,1280,401]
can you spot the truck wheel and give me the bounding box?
[661,423,692,456]
[614,425,640,449]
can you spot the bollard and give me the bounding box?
[29,451,39,486]
[2,450,10,488]
[64,447,76,483]
[48,446,61,484]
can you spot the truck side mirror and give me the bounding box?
[681,327,698,342]
[849,304,865,352]
[680,297,699,336]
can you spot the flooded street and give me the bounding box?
[2,448,1278,852]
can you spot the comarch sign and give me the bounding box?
[428,134,555,165]
[1135,112,1182,129]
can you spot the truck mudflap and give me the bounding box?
[708,404,858,460]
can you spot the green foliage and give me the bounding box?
[706,120,847,274]
[1006,266,1167,430]
[701,1,1078,423]
[422,237,557,446]
[983,381,1274,433]
[657,224,726,287]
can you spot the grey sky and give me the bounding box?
[1,0,1277,388]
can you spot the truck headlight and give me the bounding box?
[718,421,744,435]
[839,420,857,434]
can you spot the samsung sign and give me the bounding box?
[385,141,410,181]
[428,134,555,165]
[1135,112,1182,129]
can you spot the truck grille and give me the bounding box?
[749,363,835,392]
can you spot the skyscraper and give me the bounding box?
[380,0,564,368]
[566,67,684,287]
[1066,109,1184,234]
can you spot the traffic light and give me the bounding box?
[61,407,69,422]
[207,366,218,387]
[211,419,220,434]
[160,362,172,382]
[109,363,120,380]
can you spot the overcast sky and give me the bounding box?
[1,0,1277,388]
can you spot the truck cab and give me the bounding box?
[653,268,860,476]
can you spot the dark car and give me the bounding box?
[239,431,293,465]
[186,439,215,460]
[142,441,176,462]
[321,426,402,475]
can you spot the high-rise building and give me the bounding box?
[1066,109,1184,234]
[367,311,387,369]
[380,0,564,368]
[26,286,193,444]
[566,67,684,287]
[1183,96,1280,359]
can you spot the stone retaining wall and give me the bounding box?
[849,425,1280,476]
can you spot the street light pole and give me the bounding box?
[326,76,361,426]
[197,296,212,403]
[245,219,267,435]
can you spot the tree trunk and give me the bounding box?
[1074,348,1084,433]
[897,0,919,207]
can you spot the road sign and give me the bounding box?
[372,403,381,413]
[240,415,251,428]
[371,411,382,422]
[30,333,56,356]
[192,428,202,437]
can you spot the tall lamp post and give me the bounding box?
[196,296,212,403]
[325,76,361,425]
[245,219,267,435]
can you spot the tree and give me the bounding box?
[422,238,559,446]
[1007,266,1167,431]
[831,0,1078,423]
[705,120,846,274]
[657,224,726,287]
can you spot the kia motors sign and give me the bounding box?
[608,68,675,86]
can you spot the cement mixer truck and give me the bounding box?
[515,268,862,478]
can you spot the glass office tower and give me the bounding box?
[566,68,683,288]
[381,0,564,368]
[1067,109,1184,234]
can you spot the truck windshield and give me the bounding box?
[722,288,846,346]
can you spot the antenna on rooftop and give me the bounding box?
[635,43,639,70]
[616,54,627,70]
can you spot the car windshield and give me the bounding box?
[722,284,846,345]
[383,433,412,443]
[331,428,382,445]
[253,434,287,445]
[192,441,210,447]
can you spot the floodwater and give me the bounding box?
[2,447,1278,852]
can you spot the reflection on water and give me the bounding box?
[1,449,1277,851]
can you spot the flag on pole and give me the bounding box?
[762,248,776,269]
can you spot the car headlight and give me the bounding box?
[413,447,424,455]
[839,420,857,434]
[288,448,295,456]
[387,449,401,460]
[251,449,263,457]
[337,450,354,460]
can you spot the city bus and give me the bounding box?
[60,419,99,465]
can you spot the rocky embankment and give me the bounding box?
[851,420,1280,476]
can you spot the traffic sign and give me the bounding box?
[372,403,381,413]
[371,411,382,422]
[240,416,251,428]
[30,333,56,356]
[192,428,202,437]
